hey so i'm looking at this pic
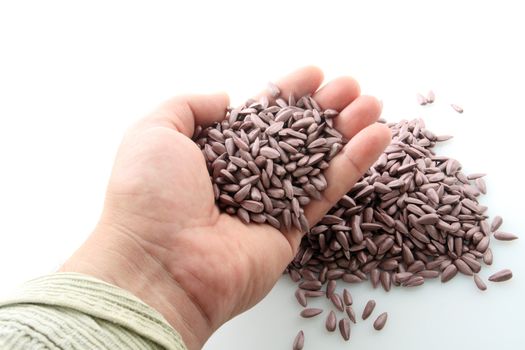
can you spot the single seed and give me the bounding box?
[362,300,376,320]
[488,269,513,282]
[451,104,464,113]
[373,312,388,330]
[325,311,337,332]
[473,275,487,291]
[339,318,351,341]
[493,231,518,241]
[490,216,503,232]
[300,308,323,318]
[292,330,304,350]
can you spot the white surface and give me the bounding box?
[0,1,523,349]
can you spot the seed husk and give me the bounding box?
[493,231,518,241]
[362,300,376,320]
[326,311,337,332]
[295,288,307,307]
[373,312,388,330]
[343,289,353,306]
[300,308,323,318]
[490,216,503,232]
[292,330,304,350]
[345,306,357,323]
[488,269,513,282]
[339,318,351,341]
[441,264,458,283]
[473,275,487,291]
[483,248,493,265]
[330,293,344,312]
[451,104,464,113]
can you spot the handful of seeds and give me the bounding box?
[194,85,344,232]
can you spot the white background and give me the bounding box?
[0,1,523,349]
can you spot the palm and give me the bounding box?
[107,125,293,326]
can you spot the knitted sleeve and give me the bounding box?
[0,273,187,350]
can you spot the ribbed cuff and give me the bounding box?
[0,272,187,350]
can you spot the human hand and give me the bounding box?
[60,67,391,349]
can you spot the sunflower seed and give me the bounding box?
[473,275,487,291]
[292,330,304,350]
[451,104,464,113]
[373,312,388,330]
[326,310,337,332]
[300,308,323,318]
[488,269,513,282]
[493,231,518,241]
[362,300,376,320]
[339,318,351,341]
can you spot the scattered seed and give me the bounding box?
[490,216,503,232]
[295,289,307,307]
[292,330,304,350]
[345,306,356,324]
[493,231,518,241]
[473,275,487,291]
[451,104,464,113]
[416,93,427,105]
[339,318,351,341]
[325,311,337,332]
[488,269,513,282]
[343,289,353,306]
[362,300,376,320]
[373,312,388,330]
[300,308,323,318]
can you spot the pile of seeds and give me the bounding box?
[287,117,517,348]
[194,84,343,232]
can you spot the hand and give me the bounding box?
[60,67,391,349]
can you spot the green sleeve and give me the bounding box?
[0,272,187,350]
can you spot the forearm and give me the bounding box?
[59,222,212,350]
[0,272,186,350]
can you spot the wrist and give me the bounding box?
[59,222,211,350]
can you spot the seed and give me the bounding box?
[426,90,435,103]
[416,93,427,105]
[488,269,513,282]
[343,289,353,306]
[299,280,322,291]
[330,293,344,312]
[454,259,473,276]
[265,121,284,135]
[295,289,307,307]
[259,146,280,159]
[373,312,388,330]
[493,231,518,241]
[345,306,356,323]
[326,311,337,332]
[451,104,464,113]
[476,236,490,253]
[465,173,485,181]
[490,216,503,232]
[300,308,323,318]
[441,264,458,283]
[292,330,304,350]
[241,200,264,213]
[362,300,376,320]
[339,318,351,341]
[483,248,493,265]
[473,275,487,291]
[416,213,440,225]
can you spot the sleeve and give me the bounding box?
[0,272,188,350]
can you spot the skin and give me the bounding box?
[59,66,391,349]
